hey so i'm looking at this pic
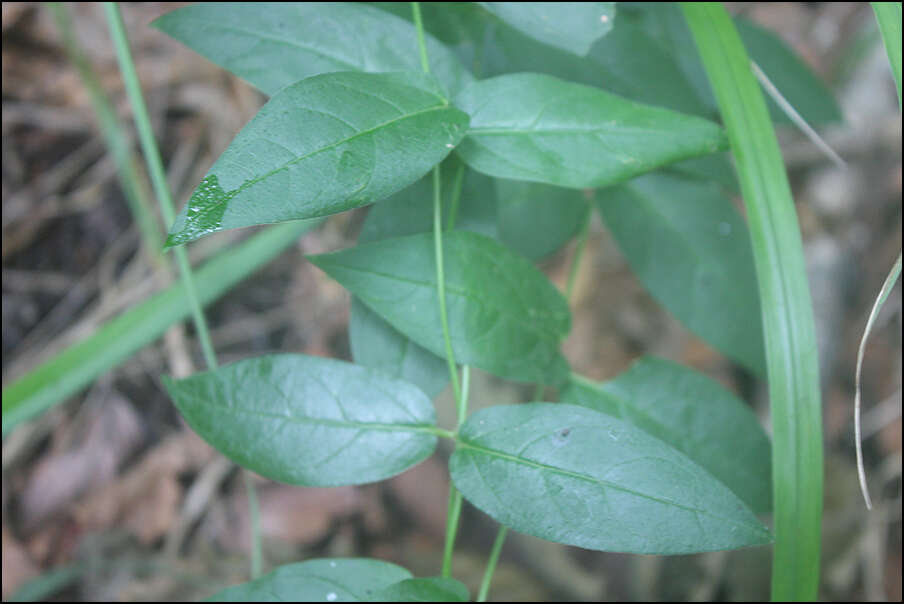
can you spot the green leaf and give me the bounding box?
[350,298,449,399]
[350,157,499,397]
[310,231,571,385]
[496,179,588,260]
[153,2,473,97]
[450,403,773,554]
[477,2,614,56]
[595,172,766,376]
[163,355,438,486]
[667,152,739,195]
[366,577,469,602]
[453,73,727,188]
[562,357,772,514]
[206,558,412,602]
[166,71,469,246]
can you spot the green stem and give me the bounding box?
[477,526,508,602]
[411,2,470,578]
[103,2,217,371]
[566,204,592,301]
[682,4,823,600]
[445,161,466,231]
[411,2,430,74]
[244,471,263,579]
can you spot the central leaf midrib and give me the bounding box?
[220,103,453,201]
[323,262,567,340]
[181,391,437,435]
[455,439,767,533]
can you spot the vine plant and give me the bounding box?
[17,1,892,601]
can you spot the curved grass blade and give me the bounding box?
[855,252,902,509]
[450,403,772,554]
[682,4,823,599]
[164,355,441,486]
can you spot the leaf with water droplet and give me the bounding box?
[166,71,468,247]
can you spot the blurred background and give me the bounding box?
[2,2,900,601]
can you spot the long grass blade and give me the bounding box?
[682,4,823,600]
[2,220,319,437]
[872,2,902,109]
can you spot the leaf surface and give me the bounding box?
[206,558,412,602]
[365,577,469,602]
[453,73,726,188]
[153,2,473,97]
[496,179,588,260]
[477,2,614,56]
[595,172,766,376]
[164,355,438,486]
[166,71,468,246]
[311,231,571,384]
[450,403,773,554]
[562,357,772,514]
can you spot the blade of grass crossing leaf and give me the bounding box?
[682,4,823,600]
[872,2,902,109]
[750,60,845,168]
[855,252,902,509]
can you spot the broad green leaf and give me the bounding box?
[477,2,614,56]
[562,357,772,514]
[350,298,449,399]
[206,558,412,602]
[667,152,739,195]
[453,73,727,188]
[350,157,498,397]
[166,71,469,246]
[366,577,469,602]
[163,355,438,486]
[595,172,766,376]
[450,403,772,554]
[310,231,571,384]
[153,2,473,97]
[496,179,588,260]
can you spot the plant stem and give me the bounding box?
[411,1,470,578]
[682,4,823,600]
[445,161,466,231]
[566,204,592,301]
[244,471,263,579]
[477,525,508,602]
[103,2,218,371]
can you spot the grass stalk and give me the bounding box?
[682,4,823,600]
[103,2,218,370]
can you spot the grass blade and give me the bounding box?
[872,2,902,109]
[682,4,823,600]
[2,220,319,437]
